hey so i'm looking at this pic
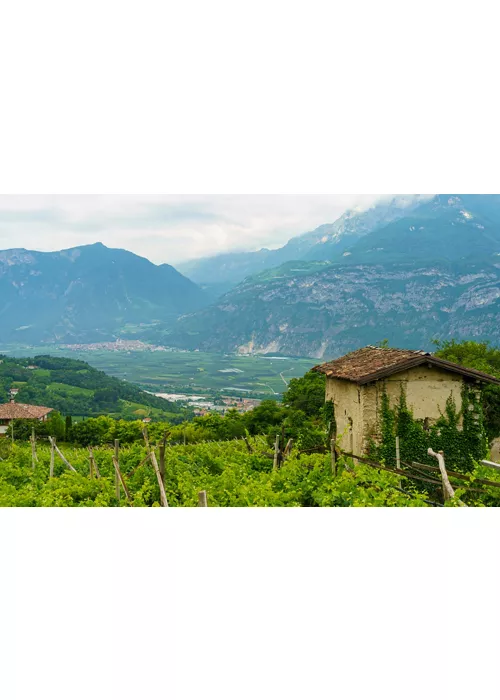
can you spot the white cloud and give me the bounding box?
[0,194,402,264]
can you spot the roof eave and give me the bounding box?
[314,356,500,387]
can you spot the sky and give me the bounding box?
[0,194,393,264]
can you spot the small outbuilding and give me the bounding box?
[0,403,54,436]
[314,346,500,456]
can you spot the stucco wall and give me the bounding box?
[326,378,364,454]
[381,366,464,422]
[327,365,467,456]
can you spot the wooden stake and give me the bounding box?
[273,434,280,471]
[428,448,463,504]
[198,490,208,507]
[142,427,150,450]
[159,445,166,489]
[396,436,401,488]
[243,437,253,454]
[283,439,294,458]
[49,437,77,473]
[31,427,38,470]
[88,448,101,479]
[49,437,55,479]
[331,439,337,477]
[114,440,120,502]
[112,456,132,504]
[150,451,169,507]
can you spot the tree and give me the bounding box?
[283,371,326,417]
[65,415,73,441]
[244,401,286,435]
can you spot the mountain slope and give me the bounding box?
[301,195,426,261]
[177,196,425,289]
[0,243,206,344]
[343,194,500,265]
[163,195,500,358]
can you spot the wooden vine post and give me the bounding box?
[49,437,55,479]
[30,427,38,470]
[114,440,120,502]
[283,439,294,459]
[198,491,208,507]
[48,437,77,473]
[396,436,401,488]
[112,455,132,504]
[88,448,101,479]
[273,434,281,471]
[331,439,337,477]
[150,451,169,507]
[428,448,465,505]
[159,445,166,489]
[142,426,150,450]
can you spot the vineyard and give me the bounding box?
[2,434,500,507]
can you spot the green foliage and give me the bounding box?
[65,415,73,441]
[11,412,66,442]
[283,371,326,417]
[434,339,500,439]
[0,439,452,508]
[372,385,488,475]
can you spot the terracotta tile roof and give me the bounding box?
[0,403,54,420]
[313,346,500,386]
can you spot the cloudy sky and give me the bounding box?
[0,194,393,264]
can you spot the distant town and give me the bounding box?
[62,340,183,353]
[154,392,261,416]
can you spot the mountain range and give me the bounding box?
[2,194,500,358]
[177,195,426,292]
[0,243,204,344]
[159,194,500,357]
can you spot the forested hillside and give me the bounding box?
[0,355,182,421]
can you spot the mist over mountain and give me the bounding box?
[0,243,205,344]
[176,195,426,291]
[163,195,500,358]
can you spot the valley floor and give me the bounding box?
[1,345,316,402]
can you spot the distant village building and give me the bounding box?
[314,346,500,456]
[0,403,54,436]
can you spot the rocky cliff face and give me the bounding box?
[166,261,500,358]
[165,195,500,358]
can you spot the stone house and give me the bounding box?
[0,402,54,436]
[314,346,500,456]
